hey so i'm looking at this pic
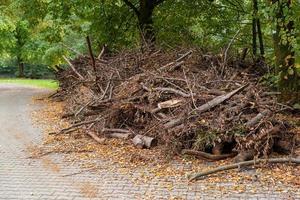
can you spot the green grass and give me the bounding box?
[0,78,58,89]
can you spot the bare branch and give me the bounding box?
[188,157,300,181]
[62,56,84,80]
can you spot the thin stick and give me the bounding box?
[102,128,131,133]
[191,84,248,115]
[61,43,84,57]
[97,46,105,59]
[183,68,197,109]
[142,84,191,97]
[182,149,237,161]
[49,118,103,135]
[176,50,193,62]
[159,50,192,71]
[74,99,94,117]
[188,157,300,181]
[101,73,114,100]
[62,56,84,80]
[62,166,99,177]
[86,131,105,143]
[221,29,240,76]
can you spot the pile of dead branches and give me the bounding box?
[52,47,298,163]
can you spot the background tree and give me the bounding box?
[13,20,29,77]
[269,0,299,91]
[0,0,299,96]
[122,0,165,46]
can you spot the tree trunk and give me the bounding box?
[138,0,155,48]
[123,0,165,48]
[256,18,265,58]
[252,19,257,56]
[253,0,264,59]
[252,0,258,56]
[272,0,298,92]
[17,56,24,78]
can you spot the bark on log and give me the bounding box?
[164,84,248,129]
[182,149,237,161]
[102,128,131,133]
[245,110,271,128]
[107,132,132,139]
[188,157,300,181]
[192,84,248,115]
[132,134,158,149]
[132,135,144,149]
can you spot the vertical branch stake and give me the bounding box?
[86,36,96,73]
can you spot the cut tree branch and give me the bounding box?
[182,149,237,161]
[142,84,191,97]
[49,118,103,135]
[245,109,271,128]
[62,56,84,80]
[97,46,105,59]
[188,157,300,181]
[86,131,105,143]
[164,84,248,129]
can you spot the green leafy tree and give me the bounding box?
[265,0,299,92]
[13,20,30,77]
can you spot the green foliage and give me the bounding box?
[193,130,219,151]
[42,45,67,67]
[0,14,16,57]
[0,0,299,93]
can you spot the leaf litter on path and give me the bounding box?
[30,95,300,196]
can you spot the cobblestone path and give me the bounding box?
[0,84,299,200]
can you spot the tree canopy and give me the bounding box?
[0,0,299,91]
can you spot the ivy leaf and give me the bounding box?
[288,67,294,75]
